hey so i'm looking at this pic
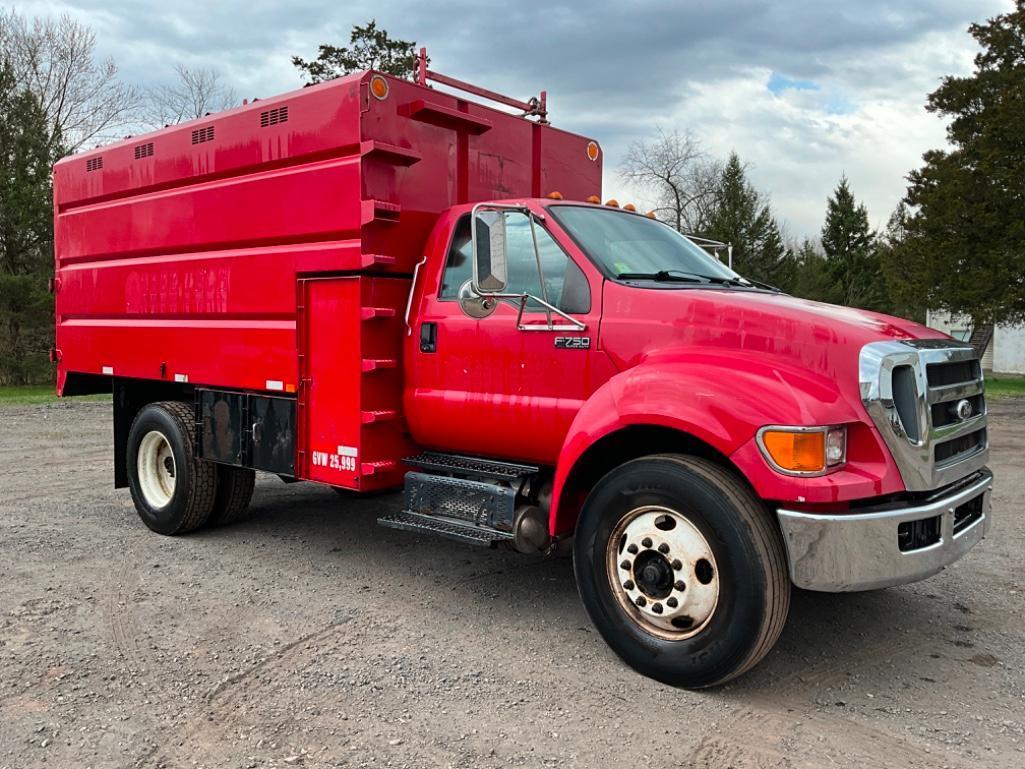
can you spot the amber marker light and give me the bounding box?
[547,191,564,200]
[645,211,657,219]
[757,426,847,476]
[586,141,600,161]
[587,195,601,204]
[370,75,390,100]
[623,203,636,211]
[605,199,620,207]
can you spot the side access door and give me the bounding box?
[404,207,615,465]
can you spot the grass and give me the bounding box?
[986,376,1025,399]
[0,384,110,406]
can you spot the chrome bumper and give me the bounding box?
[776,469,993,592]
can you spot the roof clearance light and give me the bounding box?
[605,199,620,208]
[587,195,601,204]
[586,141,600,161]
[547,191,564,200]
[623,203,636,212]
[370,75,390,100]
[645,211,657,219]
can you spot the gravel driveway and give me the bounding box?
[1,398,1023,768]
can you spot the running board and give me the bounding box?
[378,511,513,547]
[404,451,538,482]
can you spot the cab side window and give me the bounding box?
[438,211,590,314]
[439,216,473,298]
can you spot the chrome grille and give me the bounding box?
[860,340,988,491]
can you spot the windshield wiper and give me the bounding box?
[615,270,707,283]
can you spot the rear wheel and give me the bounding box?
[573,454,790,688]
[209,466,256,526]
[127,401,217,535]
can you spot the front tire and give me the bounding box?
[573,454,790,688]
[127,401,217,535]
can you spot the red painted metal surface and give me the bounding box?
[54,70,602,397]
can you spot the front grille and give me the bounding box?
[927,359,980,387]
[861,340,988,491]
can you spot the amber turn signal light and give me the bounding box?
[757,426,846,475]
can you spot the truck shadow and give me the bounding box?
[214,477,981,696]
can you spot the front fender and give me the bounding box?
[550,350,893,536]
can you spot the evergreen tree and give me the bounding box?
[0,58,60,384]
[293,20,419,84]
[788,238,833,302]
[703,152,793,289]
[892,2,1025,352]
[878,202,924,321]
[820,176,883,310]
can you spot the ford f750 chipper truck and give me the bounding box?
[52,56,993,687]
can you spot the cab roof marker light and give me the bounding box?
[546,191,564,200]
[623,203,636,212]
[586,195,601,204]
[605,199,619,208]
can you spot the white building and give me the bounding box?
[927,311,1025,375]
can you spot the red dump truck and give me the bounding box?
[52,59,993,687]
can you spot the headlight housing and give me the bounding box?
[757,425,847,476]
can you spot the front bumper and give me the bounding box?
[776,469,993,592]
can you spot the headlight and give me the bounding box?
[757,425,847,476]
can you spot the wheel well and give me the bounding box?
[554,425,748,536]
[113,378,192,488]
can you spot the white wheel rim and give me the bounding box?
[607,505,720,640]
[137,430,176,509]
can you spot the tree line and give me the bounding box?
[2,8,1023,383]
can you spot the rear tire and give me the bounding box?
[573,454,790,688]
[209,466,256,526]
[127,401,217,535]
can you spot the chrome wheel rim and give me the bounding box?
[606,505,720,640]
[137,430,176,509]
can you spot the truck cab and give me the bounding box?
[53,60,992,688]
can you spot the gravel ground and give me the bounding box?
[0,398,1023,769]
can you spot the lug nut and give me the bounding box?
[623,580,634,590]
[627,544,638,554]
[635,596,647,607]
[666,596,678,608]
[671,559,683,570]
[620,560,631,571]
[674,580,686,592]
[641,537,652,548]
[658,543,669,554]
[652,603,663,614]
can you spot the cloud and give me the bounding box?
[9,0,1013,237]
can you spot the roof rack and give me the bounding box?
[416,47,548,124]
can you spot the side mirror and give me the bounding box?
[472,209,508,293]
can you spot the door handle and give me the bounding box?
[420,322,438,353]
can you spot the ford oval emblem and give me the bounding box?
[956,399,974,421]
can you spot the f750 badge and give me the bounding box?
[555,337,591,349]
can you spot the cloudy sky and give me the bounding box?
[10,0,1012,238]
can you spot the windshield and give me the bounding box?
[549,205,742,283]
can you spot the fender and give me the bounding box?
[549,349,889,537]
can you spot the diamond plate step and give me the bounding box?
[403,451,538,481]
[378,511,514,547]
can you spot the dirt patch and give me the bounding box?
[1,398,1024,768]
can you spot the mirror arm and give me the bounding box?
[486,291,586,332]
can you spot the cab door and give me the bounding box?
[404,207,614,465]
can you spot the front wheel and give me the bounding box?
[573,454,790,688]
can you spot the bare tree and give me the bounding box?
[0,10,140,151]
[143,64,238,128]
[620,129,721,233]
